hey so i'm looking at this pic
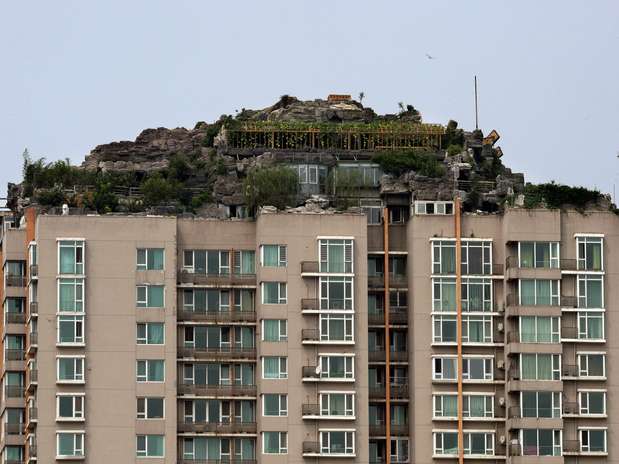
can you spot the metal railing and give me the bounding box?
[562,364,578,377]
[177,310,256,322]
[29,302,38,316]
[563,440,580,453]
[368,307,408,325]
[560,259,603,272]
[302,403,320,416]
[29,264,38,278]
[177,420,256,433]
[177,346,256,359]
[301,329,320,341]
[302,441,320,454]
[563,401,579,415]
[5,385,24,398]
[5,312,25,324]
[506,293,577,308]
[300,261,320,273]
[301,298,318,311]
[179,270,256,286]
[177,383,257,397]
[5,349,25,361]
[5,276,26,287]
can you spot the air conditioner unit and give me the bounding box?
[497,322,504,332]
[498,396,505,406]
[497,359,505,370]
[499,435,506,444]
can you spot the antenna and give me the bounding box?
[474,76,479,130]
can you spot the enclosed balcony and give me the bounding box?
[177,382,257,397]
[177,419,257,434]
[177,345,256,360]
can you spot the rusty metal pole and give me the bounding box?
[383,207,391,464]
[455,197,464,464]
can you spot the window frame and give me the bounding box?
[56,431,85,458]
[319,429,355,456]
[519,353,561,381]
[262,394,288,417]
[136,360,165,383]
[136,322,165,345]
[261,282,287,305]
[319,392,355,418]
[56,394,85,422]
[262,431,287,455]
[57,240,85,276]
[57,314,85,345]
[260,245,287,267]
[319,354,355,380]
[577,353,606,379]
[136,285,165,308]
[520,391,561,418]
[261,319,287,342]
[262,356,288,379]
[579,428,607,454]
[136,248,165,271]
[137,397,165,420]
[319,313,354,342]
[136,434,165,458]
[578,390,606,417]
[56,356,85,384]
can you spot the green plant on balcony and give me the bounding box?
[242,165,298,210]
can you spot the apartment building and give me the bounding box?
[0,201,617,464]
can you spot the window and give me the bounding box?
[519,242,560,268]
[391,438,410,463]
[432,241,456,274]
[233,250,255,275]
[136,323,165,345]
[390,291,408,309]
[433,395,458,418]
[579,391,605,416]
[57,315,84,345]
[319,239,353,273]
[462,357,493,381]
[578,312,604,340]
[362,205,383,225]
[136,285,164,308]
[58,240,84,275]
[520,354,560,380]
[320,393,354,417]
[578,353,605,378]
[414,201,454,215]
[337,163,381,187]
[433,315,456,343]
[234,289,254,312]
[580,429,607,453]
[521,429,562,456]
[261,282,286,304]
[137,398,164,419]
[519,279,559,306]
[263,432,287,454]
[57,432,84,458]
[462,278,492,312]
[461,316,492,343]
[434,432,494,456]
[320,277,353,310]
[262,320,287,342]
[319,355,354,379]
[320,430,355,455]
[183,289,231,313]
[432,357,456,381]
[519,316,560,343]
[262,357,287,379]
[368,256,384,277]
[389,207,406,224]
[434,395,493,419]
[183,250,231,274]
[320,314,353,342]
[294,164,326,185]
[137,435,164,457]
[263,394,287,416]
[261,245,287,267]
[577,236,603,271]
[58,278,84,312]
[57,395,84,420]
[432,278,456,312]
[577,275,603,308]
[521,392,561,418]
[57,357,84,383]
[137,248,164,270]
[461,240,492,275]
[136,360,165,382]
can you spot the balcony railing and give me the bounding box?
[177,420,256,433]
[177,346,256,359]
[177,310,256,322]
[301,298,318,311]
[5,312,25,324]
[4,423,23,435]
[5,385,24,398]
[368,274,408,289]
[5,349,25,361]
[560,259,603,272]
[563,440,580,453]
[177,383,257,397]
[28,407,37,421]
[561,326,578,339]
[302,441,320,454]
[369,423,408,436]
[434,264,504,276]
[368,307,408,325]
[28,444,37,457]
[29,264,38,278]
[5,276,26,287]
[301,261,320,274]
[369,383,409,399]
[506,293,577,308]
[508,406,520,418]
[563,401,579,415]
[369,349,408,362]
[178,460,256,464]
[301,329,320,342]
[302,366,319,379]
[562,364,578,377]
[302,403,320,416]
[179,270,256,286]
[505,256,563,271]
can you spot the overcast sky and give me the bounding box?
[1,1,618,200]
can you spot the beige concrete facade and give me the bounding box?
[0,206,617,464]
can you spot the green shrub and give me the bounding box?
[326,169,363,210]
[141,173,179,207]
[372,150,445,178]
[243,165,298,210]
[523,182,603,210]
[34,187,66,206]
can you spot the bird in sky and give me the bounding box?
[425,53,435,60]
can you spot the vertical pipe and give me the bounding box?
[455,197,464,464]
[383,207,391,464]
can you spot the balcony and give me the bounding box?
[302,441,356,458]
[368,308,408,326]
[179,270,256,287]
[563,440,580,454]
[301,329,320,342]
[29,264,38,278]
[505,257,562,280]
[368,274,408,289]
[301,261,320,275]
[28,444,37,457]
[369,423,408,436]
[562,364,578,378]
[505,293,577,311]
[29,302,38,317]
[5,349,25,361]
[26,407,37,431]
[27,333,38,354]
[27,369,37,392]
[369,383,409,399]
[302,365,320,379]
[5,312,25,324]
[302,403,320,417]
[560,259,603,272]
[4,423,24,438]
[301,298,318,312]
[5,385,24,398]
[177,420,256,434]
[177,383,257,397]
[177,310,256,323]
[177,345,256,360]
[563,401,579,416]
[5,276,26,287]
[178,460,256,464]
[369,349,408,363]
[303,441,320,455]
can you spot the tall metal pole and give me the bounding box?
[383,207,391,464]
[455,197,464,464]
[474,76,479,131]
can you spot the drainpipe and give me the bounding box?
[383,207,391,464]
[455,197,464,464]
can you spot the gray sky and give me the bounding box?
[1,1,618,199]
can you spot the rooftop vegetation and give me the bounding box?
[371,150,446,178]
[242,165,298,211]
[523,182,607,211]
